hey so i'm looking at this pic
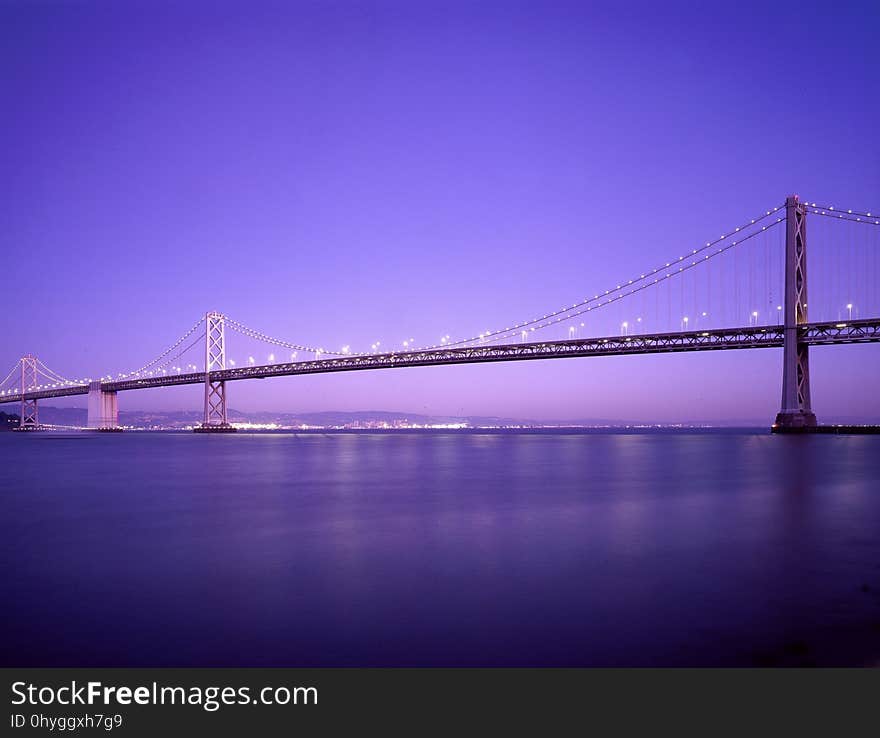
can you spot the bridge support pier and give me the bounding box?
[195,311,236,433]
[774,195,817,430]
[87,381,121,431]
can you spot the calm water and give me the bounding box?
[2,430,880,667]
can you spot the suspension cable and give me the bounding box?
[805,203,877,220]
[36,359,76,384]
[0,361,20,390]
[134,332,206,377]
[224,317,347,356]
[124,316,207,376]
[808,208,879,226]
[435,216,786,349]
[410,204,785,352]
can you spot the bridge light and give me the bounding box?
[229,360,236,367]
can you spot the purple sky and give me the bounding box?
[2,0,878,423]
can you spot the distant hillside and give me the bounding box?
[0,411,19,431]
[29,406,542,428]
[17,405,784,428]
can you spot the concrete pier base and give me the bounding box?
[773,410,818,429]
[87,381,121,431]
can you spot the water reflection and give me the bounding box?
[1,431,879,666]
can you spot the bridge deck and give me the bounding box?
[1,319,878,405]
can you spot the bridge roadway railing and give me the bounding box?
[1,319,878,405]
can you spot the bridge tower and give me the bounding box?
[774,195,817,429]
[18,355,39,431]
[195,311,236,433]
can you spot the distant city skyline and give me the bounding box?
[5,403,848,430]
[2,1,878,421]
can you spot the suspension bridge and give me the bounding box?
[2,195,878,432]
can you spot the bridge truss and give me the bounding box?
[1,195,878,430]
